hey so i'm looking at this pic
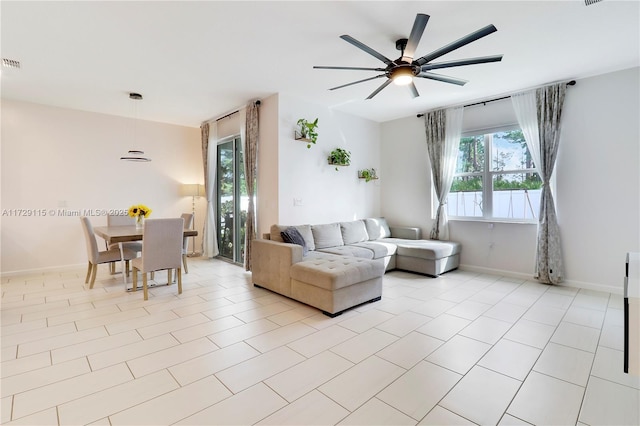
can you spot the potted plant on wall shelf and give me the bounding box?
[328,148,351,171]
[358,168,378,182]
[295,118,319,148]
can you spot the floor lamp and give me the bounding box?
[181,183,205,257]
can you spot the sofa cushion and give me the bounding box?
[340,220,369,245]
[364,218,391,240]
[281,227,308,256]
[312,223,344,249]
[270,224,315,251]
[316,245,374,259]
[394,240,461,260]
[352,241,398,258]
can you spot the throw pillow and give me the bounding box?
[281,227,308,255]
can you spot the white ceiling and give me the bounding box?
[1,1,638,128]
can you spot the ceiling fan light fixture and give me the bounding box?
[392,67,414,86]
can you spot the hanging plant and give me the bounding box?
[295,118,319,148]
[328,148,351,171]
[358,168,378,182]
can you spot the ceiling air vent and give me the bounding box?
[585,0,603,5]
[2,58,21,69]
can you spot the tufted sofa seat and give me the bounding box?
[252,218,461,316]
[289,257,384,316]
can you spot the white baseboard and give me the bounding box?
[560,278,622,296]
[459,263,622,295]
[1,263,86,278]
[459,264,534,282]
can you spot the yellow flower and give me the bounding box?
[128,204,152,218]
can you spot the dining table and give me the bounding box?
[93,225,197,287]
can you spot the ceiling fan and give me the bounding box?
[314,13,503,99]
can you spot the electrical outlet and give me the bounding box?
[293,198,303,206]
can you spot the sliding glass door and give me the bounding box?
[216,137,247,263]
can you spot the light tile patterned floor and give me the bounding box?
[1,258,639,425]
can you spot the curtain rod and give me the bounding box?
[203,99,261,125]
[416,80,576,118]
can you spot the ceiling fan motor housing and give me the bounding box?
[387,63,420,80]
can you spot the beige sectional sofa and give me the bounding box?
[251,218,461,316]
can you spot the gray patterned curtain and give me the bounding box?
[424,107,463,240]
[535,83,567,284]
[242,101,259,271]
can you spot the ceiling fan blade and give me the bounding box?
[366,79,393,99]
[409,82,420,98]
[340,35,394,66]
[314,65,387,71]
[329,74,387,91]
[415,24,498,66]
[402,13,430,62]
[417,72,468,86]
[421,55,503,71]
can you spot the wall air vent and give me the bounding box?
[585,0,603,5]
[2,58,21,69]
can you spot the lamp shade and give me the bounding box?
[181,184,205,197]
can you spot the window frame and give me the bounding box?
[445,124,544,224]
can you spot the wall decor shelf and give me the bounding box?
[296,118,318,148]
[294,131,312,143]
[358,168,378,182]
[327,148,351,171]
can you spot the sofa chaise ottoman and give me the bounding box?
[251,218,461,316]
[288,256,384,317]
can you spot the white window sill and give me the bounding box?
[448,217,538,225]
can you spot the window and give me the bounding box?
[447,126,542,221]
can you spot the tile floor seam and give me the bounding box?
[497,329,548,423]
[574,305,608,424]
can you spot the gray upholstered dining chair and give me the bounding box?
[106,214,143,274]
[131,218,184,300]
[80,217,137,288]
[180,213,194,274]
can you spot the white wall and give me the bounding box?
[380,67,640,293]
[1,100,202,274]
[558,67,640,291]
[270,93,381,226]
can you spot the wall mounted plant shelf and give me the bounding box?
[296,118,318,148]
[358,168,379,182]
[328,148,351,171]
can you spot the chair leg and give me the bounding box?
[85,262,92,284]
[89,264,98,289]
[150,271,155,280]
[132,267,138,292]
[182,254,189,274]
[167,269,172,286]
[177,268,182,295]
[125,260,130,277]
[143,273,149,300]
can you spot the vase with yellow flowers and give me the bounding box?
[128,204,152,229]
